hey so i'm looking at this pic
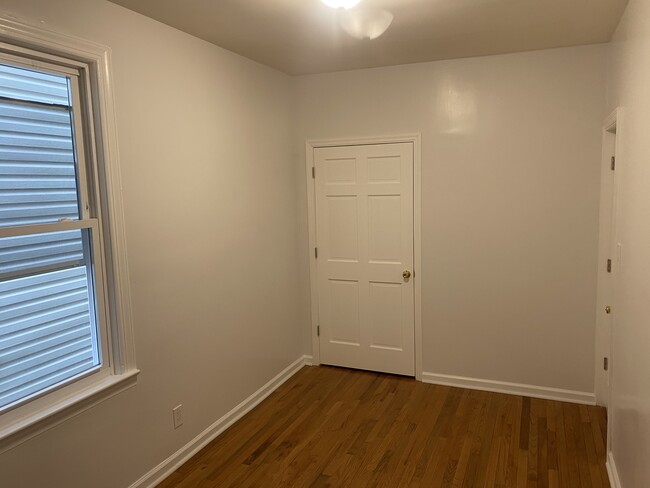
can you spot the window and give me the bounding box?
[0,19,137,448]
[0,60,109,411]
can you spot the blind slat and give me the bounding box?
[0,164,76,176]
[0,103,71,124]
[0,191,77,204]
[0,119,72,138]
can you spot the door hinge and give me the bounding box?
[315,247,318,259]
[611,156,616,171]
[604,357,609,371]
[317,325,320,337]
[312,166,315,179]
[607,259,612,273]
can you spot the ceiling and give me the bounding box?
[108,0,628,75]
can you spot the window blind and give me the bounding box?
[0,64,78,229]
[0,267,95,408]
[0,63,70,106]
[0,63,82,278]
[0,230,84,278]
[0,62,98,410]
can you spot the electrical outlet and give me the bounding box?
[172,404,183,429]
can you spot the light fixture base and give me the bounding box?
[321,0,361,10]
[339,8,394,40]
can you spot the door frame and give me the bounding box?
[596,108,622,455]
[305,134,423,379]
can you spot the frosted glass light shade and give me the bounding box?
[339,9,394,40]
[321,0,361,9]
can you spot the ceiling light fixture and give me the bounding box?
[320,0,361,9]
[339,8,394,40]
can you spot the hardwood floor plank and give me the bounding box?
[505,397,523,487]
[495,396,517,486]
[158,366,610,488]
[526,398,540,488]
[538,416,549,488]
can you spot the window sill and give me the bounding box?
[0,369,139,454]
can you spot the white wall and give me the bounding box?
[0,1,303,487]
[295,45,607,394]
[606,0,650,485]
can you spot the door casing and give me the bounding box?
[305,134,423,380]
[596,108,622,455]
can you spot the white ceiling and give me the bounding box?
[108,0,628,75]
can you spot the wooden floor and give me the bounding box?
[159,366,609,487]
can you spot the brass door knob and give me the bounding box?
[402,270,411,280]
[605,306,612,314]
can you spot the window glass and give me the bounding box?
[0,262,98,409]
[0,62,100,411]
[0,64,80,228]
[0,229,84,278]
[0,63,70,106]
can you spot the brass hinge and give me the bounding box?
[315,247,318,259]
[611,156,616,171]
[607,259,612,273]
[312,166,315,178]
[317,325,320,337]
[604,357,609,371]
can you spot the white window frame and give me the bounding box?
[0,51,112,407]
[0,17,138,452]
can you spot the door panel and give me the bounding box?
[329,280,360,345]
[315,142,414,376]
[327,196,358,260]
[368,195,402,262]
[368,282,403,350]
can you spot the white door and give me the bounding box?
[315,143,414,376]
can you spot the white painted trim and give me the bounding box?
[0,370,138,454]
[412,136,422,381]
[606,451,622,488]
[305,141,321,366]
[596,107,624,455]
[594,107,620,408]
[602,107,620,132]
[129,355,313,488]
[421,372,596,405]
[305,134,423,379]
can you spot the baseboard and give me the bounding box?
[606,451,622,488]
[421,372,596,405]
[129,355,313,488]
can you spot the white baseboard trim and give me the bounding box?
[606,451,622,488]
[421,372,596,405]
[129,355,313,488]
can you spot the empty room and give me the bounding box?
[0,0,649,486]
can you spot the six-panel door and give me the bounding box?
[315,143,414,376]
